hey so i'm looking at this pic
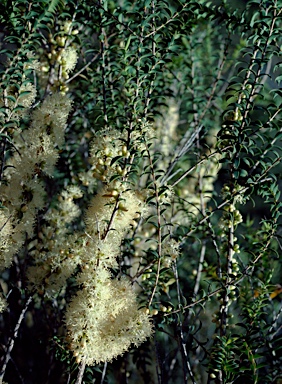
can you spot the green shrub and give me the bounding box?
[0,1,281,383]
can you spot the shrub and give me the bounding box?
[0,1,282,383]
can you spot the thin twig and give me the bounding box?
[66,52,100,84]
[144,2,190,39]
[165,221,275,317]
[193,241,206,299]
[146,140,162,308]
[170,149,222,188]
[127,150,163,296]
[100,362,107,384]
[0,296,32,382]
[173,260,196,384]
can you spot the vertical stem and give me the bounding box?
[98,0,108,126]
[146,139,162,308]
[173,261,196,384]
[193,241,206,298]
[100,362,107,384]
[75,359,86,384]
[0,137,7,184]
[143,0,156,118]
[220,218,234,337]
[0,296,32,382]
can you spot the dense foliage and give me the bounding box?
[0,0,282,383]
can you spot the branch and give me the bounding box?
[75,359,86,384]
[65,52,100,84]
[0,296,32,382]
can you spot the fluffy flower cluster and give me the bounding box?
[89,128,125,182]
[0,93,72,267]
[87,182,145,234]
[24,120,152,363]
[61,47,78,73]
[66,186,151,363]
[65,266,152,365]
[31,92,72,149]
[64,129,152,364]
[0,212,15,270]
[39,21,78,95]
[27,186,83,294]
[73,182,146,272]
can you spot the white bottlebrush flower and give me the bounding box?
[86,183,145,229]
[24,51,41,71]
[65,268,152,365]
[61,47,78,73]
[31,93,72,147]
[89,127,122,181]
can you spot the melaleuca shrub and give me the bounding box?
[0,1,281,383]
